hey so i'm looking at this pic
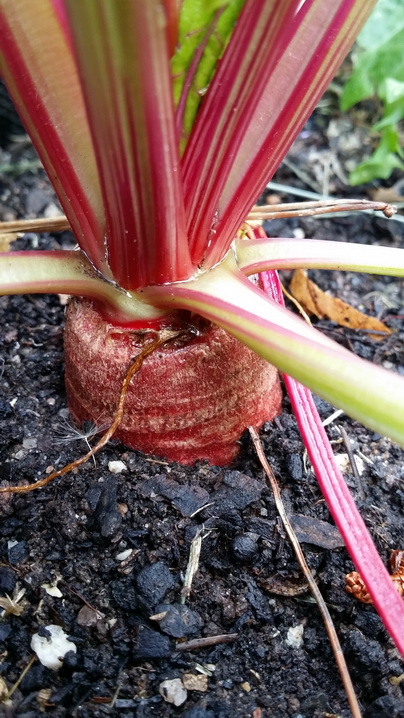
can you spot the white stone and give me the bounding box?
[44,202,63,218]
[23,438,37,450]
[116,549,132,561]
[159,679,187,706]
[334,453,365,476]
[31,625,77,670]
[286,623,304,649]
[108,460,127,474]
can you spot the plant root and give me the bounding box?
[0,330,184,495]
[249,426,363,718]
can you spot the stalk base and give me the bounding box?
[64,299,282,465]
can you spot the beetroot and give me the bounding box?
[64,299,282,465]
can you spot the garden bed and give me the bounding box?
[0,118,403,717]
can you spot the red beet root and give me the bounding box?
[64,299,282,465]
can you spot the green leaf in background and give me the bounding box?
[349,126,404,185]
[373,78,404,129]
[356,0,403,50]
[340,26,404,110]
[340,0,404,184]
[171,0,245,150]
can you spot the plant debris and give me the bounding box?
[290,268,391,337]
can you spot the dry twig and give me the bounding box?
[249,426,362,718]
[246,198,396,221]
[0,199,396,238]
[338,425,365,500]
[175,634,238,652]
[181,529,211,604]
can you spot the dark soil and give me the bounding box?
[0,111,404,718]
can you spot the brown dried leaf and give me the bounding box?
[369,187,404,204]
[261,575,309,596]
[0,588,26,616]
[0,233,18,252]
[290,269,390,339]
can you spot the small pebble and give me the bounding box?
[91,479,122,538]
[135,561,175,609]
[43,202,63,218]
[23,437,37,450]
[159,678,187,707]
[76,605,99,627]
[108,460,127,474]
[116,548,133,561]
[153,603,202,638]
[286,624,304,649]
[231,533,258,564]
[8,540,29,565]
[133,625,173,660]
[31,625,77,670]
[286,453,304,481]
[0,566,16,594]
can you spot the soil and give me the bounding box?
[0,104,404,718]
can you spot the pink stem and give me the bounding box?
[260,268,404,657]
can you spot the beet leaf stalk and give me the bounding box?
[259,269,404,661]
[3,0,404,656]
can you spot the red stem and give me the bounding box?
[260,268,404,658]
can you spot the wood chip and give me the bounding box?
[182,673,208,692]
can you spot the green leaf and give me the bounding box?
[349,126,404,184]
[340,0,404,184]
[172,0,245,148]
[357,0,404,49]
[373,78,404,128]
[340,66,374,110]
[340,28,404,110]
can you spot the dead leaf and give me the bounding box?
[0,588,26,616]
[261,575,309,596]
[0,233,18,252]
[369,187,404,204]
[290,269,390,339]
